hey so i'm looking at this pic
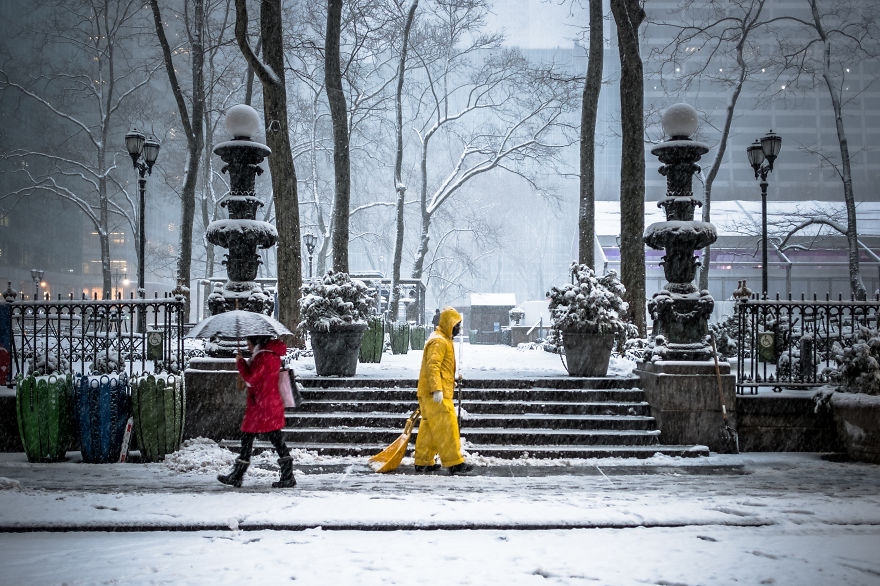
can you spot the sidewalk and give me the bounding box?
[2,344,879,584]
[1,446,879,584]
[1,447,878,531]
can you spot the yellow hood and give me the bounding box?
[436,306,462,339]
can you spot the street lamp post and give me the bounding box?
[746,130,782,297]
[112,269,128,300]
[124,129,160,331]
[30,269,44,301]
[303,232,317,280]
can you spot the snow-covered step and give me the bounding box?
[220,376,707,460]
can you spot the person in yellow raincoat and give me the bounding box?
[413,306,474,475]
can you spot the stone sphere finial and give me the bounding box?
[225,104,262,140]
[661,103,699,140]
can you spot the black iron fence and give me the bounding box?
[734,293,880,394]
[2,296,186,384]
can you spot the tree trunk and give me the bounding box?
[810,0,866,300]
[611,0,646,336]
[326,0,350,274]
[389,0,418,322]
[579,0,603,270]
[411,139,431,282]
[98,142,112,299]
[698,5,759,293]
[234,0,303,343]
[149,0,205,307]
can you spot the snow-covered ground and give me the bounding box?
[1,343,878,585]
[290,337,638,380]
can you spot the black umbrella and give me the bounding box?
[186,310,293,339]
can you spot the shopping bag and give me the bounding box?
[279,369,296,408]
[293,381,306,409]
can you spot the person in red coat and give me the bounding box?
[217,335,295,488]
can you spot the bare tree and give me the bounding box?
[610,0,646,335]
[389,0,419,322]
[325,0,352,273]
[0,0,159,299]
[233,0,303,339]
[406,1,578,289]
[647,0,771,293]
[149,0,206,302]
[423,214,502,310]
[579,0,604,270]
[198,0,247,293]
[723,202,877,297]
[774,0,876,300]
[284,1,403,281]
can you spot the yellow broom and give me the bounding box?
[368,408,420,473]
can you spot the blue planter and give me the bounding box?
[74,374,131,463]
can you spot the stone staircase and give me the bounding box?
[225,376,709,460]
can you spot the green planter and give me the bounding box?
[359,316,384,363]
[389,322,410,355]
[409,325,427,350]
[131,374,185,462]
[16,374,74,462]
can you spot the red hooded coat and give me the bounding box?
[236,338,287,433]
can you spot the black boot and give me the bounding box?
[448,462,474,476]
[217,458,249,487]
[272,455,296,488]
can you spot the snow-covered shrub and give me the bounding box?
[621,337,651,361]
[90,349,125,374]
[298,270,375,333]
[546,262,637,347]
[829,326,880,395]
[708,314,741,360]
[27,352,70,376]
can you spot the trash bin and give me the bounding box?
[359,316,384,363]
[409,324,427,350]
[16,374,74,462]
[74,374,131,463]
[389,322,410,355]
[131,374,185,462]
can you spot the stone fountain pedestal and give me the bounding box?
[183,357,242,442]
[636,360,736,453]
[637,103,738,453]
[184,104,278,441]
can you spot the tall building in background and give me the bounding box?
[492,0,880,312]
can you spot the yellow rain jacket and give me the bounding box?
[414,307,465,468]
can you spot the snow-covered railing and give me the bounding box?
[2,295,186,384]
[734,293,880,393]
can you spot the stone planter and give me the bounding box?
[74,374,131,463]
[310,323,367,376]
[389,322,410,355]
[561,332,615,377]
[358,316,384,364]
[409,324,427,350]
[831,392,880,464]
[16,374,75,462]
[131,374,185,462]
